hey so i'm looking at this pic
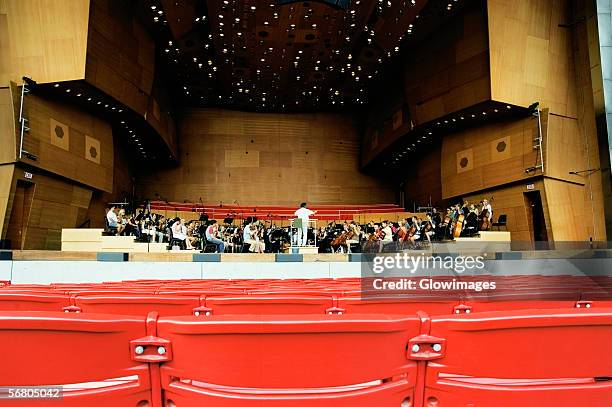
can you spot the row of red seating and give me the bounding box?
[1,308,611,406]
[146,202,406,221]
[2,277,610,317]
[3,275,611,292]
[1,291,610,316]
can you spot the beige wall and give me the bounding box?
[138,109,395,206]
[488,0,578,118]
[0,0,89,85]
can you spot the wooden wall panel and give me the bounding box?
[441,116,540,199]
[0,86,16,164]
[0,0,89,85]
[20,92,114,192]
[543,178,591,241]
[138,109,395,206]
[404,5,490,125]
[145,80,178,157]
[488,0,578,118]
[1,168,92,249]
[0,163,15,238]
[544,112,588,184]
[402,145,443,209]
[362,4,491,166]
[85,0,155,116]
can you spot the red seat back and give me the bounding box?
[0,311,151,406]
[424,309,612,406]
[204,295,334,315]
[157,314,420,406]
[0,292,69,311]
[74,295,200,316]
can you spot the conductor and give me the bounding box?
[294,202,316,246]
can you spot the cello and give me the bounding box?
[479,208,491,231]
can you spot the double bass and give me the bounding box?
[452,214,465,238]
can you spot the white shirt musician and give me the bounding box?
[294,202,316,246]
[482,199,493,221]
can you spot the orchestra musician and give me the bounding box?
[380,220,393,252]
[205,220,225,253]
[243,220,265,253]
[482,199,493,222]
[406,216,421,247]
[463,204,480,236]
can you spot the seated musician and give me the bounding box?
[346,222,360,251]
[171,218,188,249]
[243,220,265,253]
[407,216,421,247]
[105,206,123,235]
[380,220,393,252]
[205,220,225,253]
[482,199,493,222]
[422,214,435,242]
[463,205,480,236]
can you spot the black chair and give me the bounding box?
[168,228,186,250]
[103,216,117,236]
[492,214,507,231]
[201,237,219,253]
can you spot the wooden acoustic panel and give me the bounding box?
[456,148,474,173]
[441,115,539,199]
[85,135,101,164]
[85,0,155,115]
[0,0,89,84]
[0,87,17,164]
[362,5,491,166]
[487,0,578,118]
[138,108,395,206]
[18,92,113,192]
[49,118,70,151]
[490,135,511,162]
[2,168,93,250]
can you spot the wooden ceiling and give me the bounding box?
[137,0,432,111]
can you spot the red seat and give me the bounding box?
[423,308,612,406]
[157,314,419,406]
[0,311,152,406]
[0,292,69,311]
[73,295,201,316]
[337,296,458,316]
[204,295,335,315]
